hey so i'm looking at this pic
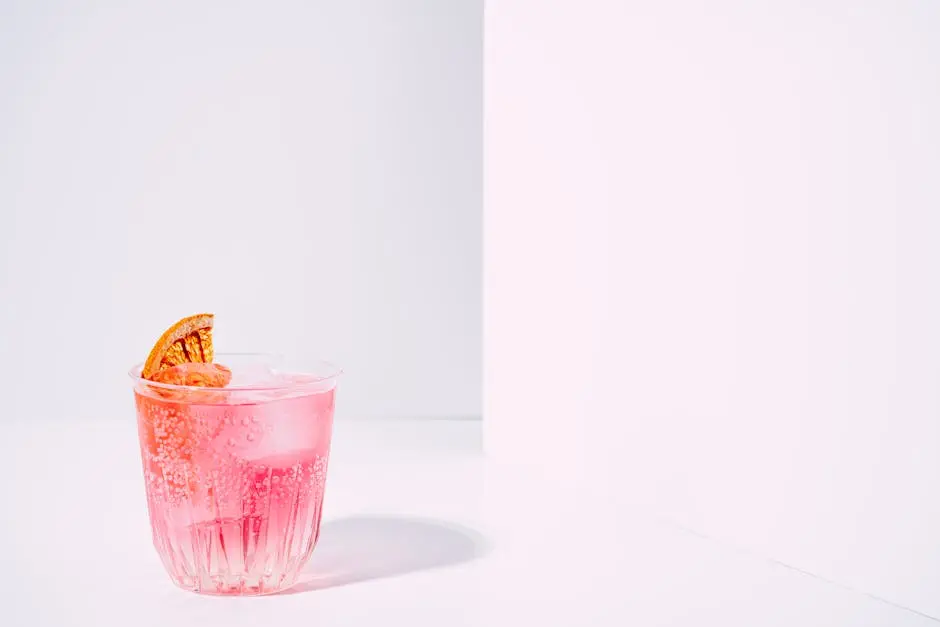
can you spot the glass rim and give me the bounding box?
[127,352,343,393]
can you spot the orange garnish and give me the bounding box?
[135,317,231,500]
[150,362,233,388]
[141,313,216,380]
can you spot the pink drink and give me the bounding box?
[130,355,340,595]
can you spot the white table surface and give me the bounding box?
[0,418,935,626]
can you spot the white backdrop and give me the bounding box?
[487,0,940,619]
[0,1,481,422]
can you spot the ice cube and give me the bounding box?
[226,363,281,388]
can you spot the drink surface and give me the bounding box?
[134,364,335,595]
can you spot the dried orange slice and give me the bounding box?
[142,313,216,380]
[135,316,230,499]
[150,362,233,387]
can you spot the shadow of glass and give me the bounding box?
[277,515,487,595]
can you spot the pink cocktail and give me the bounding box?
[129,354,341,595]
